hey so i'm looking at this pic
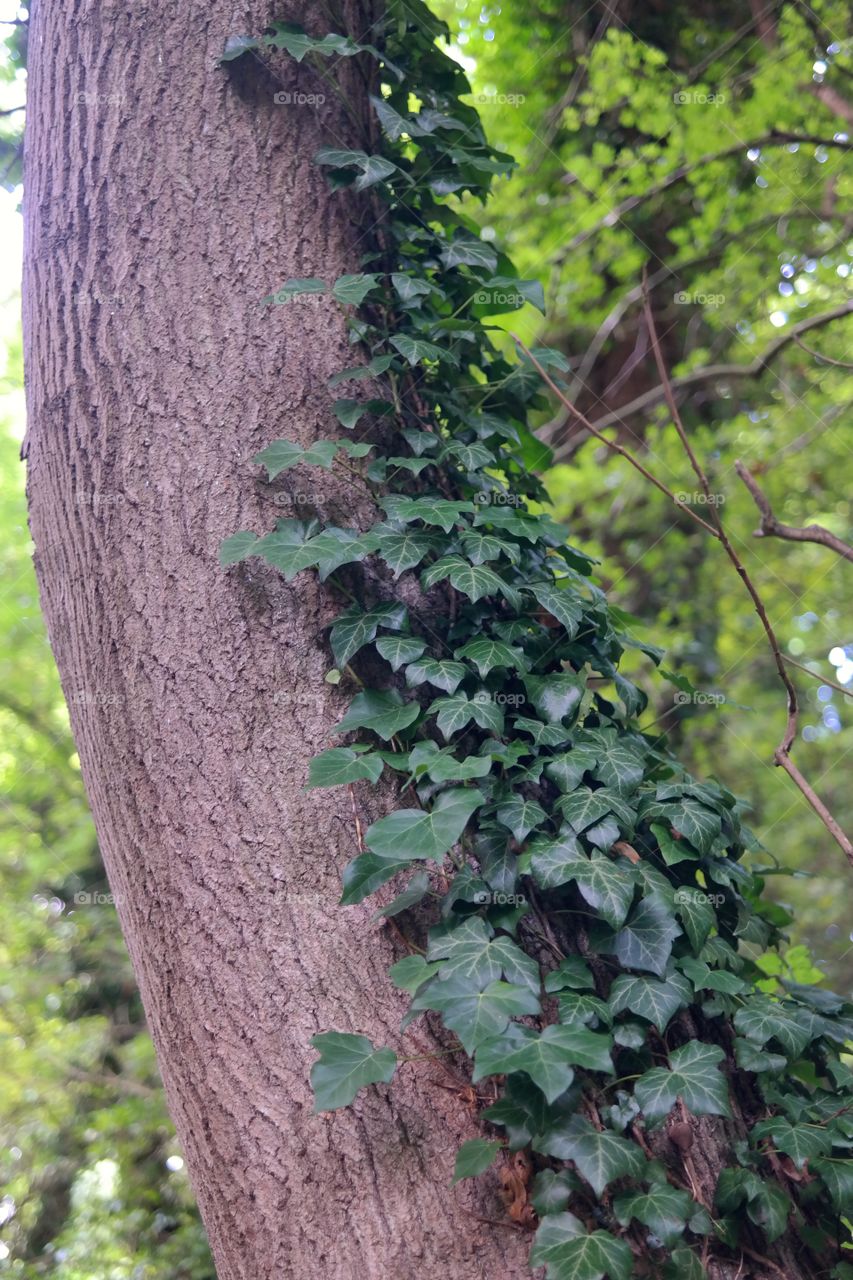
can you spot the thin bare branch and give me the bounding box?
[735,461,853,563]
[557,300,853,443]
[640,279,852,866]
[509,335,720,538]
[783,656,853,700]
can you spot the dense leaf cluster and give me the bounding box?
[222,6,853,1276]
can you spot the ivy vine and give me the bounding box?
[220,6,853,1277]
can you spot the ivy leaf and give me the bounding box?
[475,1025,613,1104]
[556,992,613,1030]
[674,891,715,953]
[370,870,431,921]
[452,1138,503,1184]
[608,971,692,1034]
[440,237,499,272]
[263,276,326,303]
[531,1170,581,1217]
[734,1037,787,1074]
[530,583,585,637]
[422,555,509,603]
[219,530,258,566]
[524,674,585,724]
[330,602,407,668]
[557,787,618,835]
[613,895,681,976]
[411,976,541,1054]
[327,354,394,386]
[538,1117,647,1196]
[427,917,539,991]
[374,526,439,576]
[375,635,427,672]
[443,441,495,471]
[389,954,443,994]
[364,788,483,862]
[455,637,527,677]
[660,798,722,854]
[310,1032,396,1111]
[545,747,600,792]
[254,438,340,477]
[430,693,504,740]
[332,273,381,306]
[380,495,470,532]
[733,998,814,1058]
[529,831,587,890]
[753,1118,832,1169]
[390,333,458,367]
[483,1074,555,1150]
[812,1158,853,1211]
[544,957,596,993]
[415,747,493,783]
[572,853,638,929]
[614,1185,692,1248]
[332,398,394,430]
[635,1041,730,1127]
[266,24,363,62]
[530,1212,633,1280]
[307,747,385,789]
[459,531,520,565]
[515,718,574,747]
[391,271,433,303]
[340,851,411,904]
[405,657,468,694]
[593,744,646,795]
[496,795,547,841]
[334,689,420,740]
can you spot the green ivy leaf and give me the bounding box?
[608,971,692,1033]
[329,602,407,668]
[455,637,526,677]
[422,556,509,603]
[430,692,505,740]
[412,976,541,1054]
[614,1184,692,1248]
[332,273,382,306]
[307,747,385,789]
[219,530,258,566]
[428,917,540,991]
[495,795,547,841]
[537,1116,647,1196]
[390,333,458,366]
[374,635,427,672]
[613,894,681,976]
[254,438,339,477]
[310,1032,396,1111]
[475,1024,613,1103]
[452,1138,503,1184]
[364,788,483,862]
[405,657,468,694]
[334,689,421,740]
[530,1211,633,1280]
[635,1041,730,1127]
[734,997,815,1058]
[530,583,585,637]
[380,495,471,532]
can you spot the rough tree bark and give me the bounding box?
[23,2,530,1276]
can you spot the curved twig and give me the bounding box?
[734,461,853,563]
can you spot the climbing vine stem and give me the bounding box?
[220,7,853,1277]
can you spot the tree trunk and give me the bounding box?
[23,3,530,1276]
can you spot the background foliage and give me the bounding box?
[1,0,851,1274]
